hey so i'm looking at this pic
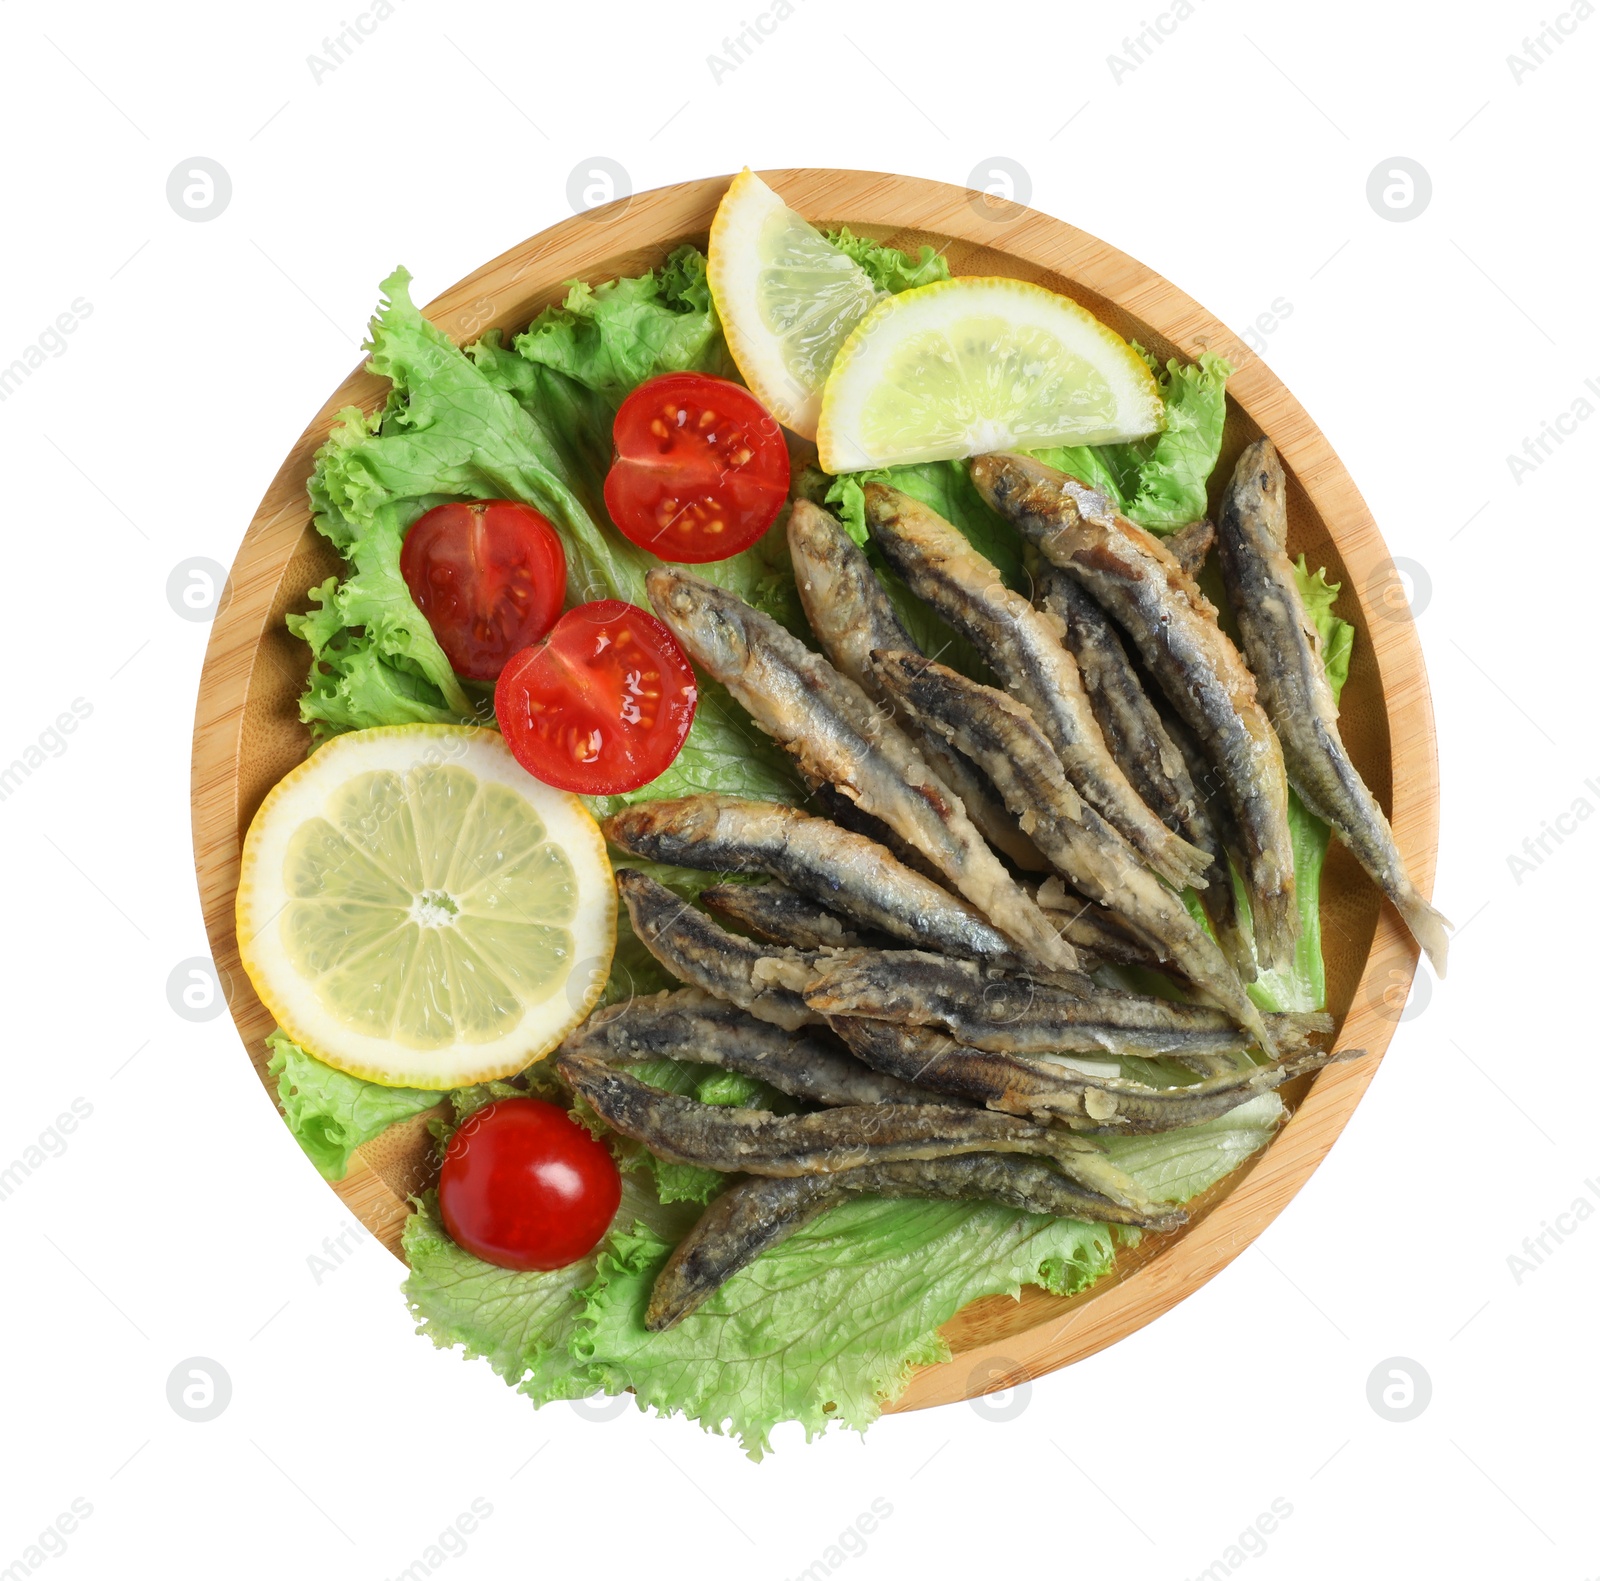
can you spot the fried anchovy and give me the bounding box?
[1216,440,1451,975]
[562,988,938,1107]
[555,1051,1152,1207]
[870,649,1277,1055]
[605,795,1066,979]
[616,868,820,1031]
[1034,560,1248,978]
[788,498,1043,869]
[1166,518,1216,578]
[645,569,1078,975]
[808,949,1327,1061]
[700,881,864,950]
[644,1155,1182,1329]
[864,483,1211,891]
[1033,876,1161,970]
[829,1014,1356,1133]
[971,452,1299,971]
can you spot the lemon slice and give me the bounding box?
[816,276,1165,474]
[237,725,614,1089]
[708,167,882,439]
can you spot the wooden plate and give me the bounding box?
[190,169,1438,1415]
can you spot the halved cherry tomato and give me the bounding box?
[400,499,566,681]
[604,372,790,563]
[495,600,697,795]
[438,1097,621,1272]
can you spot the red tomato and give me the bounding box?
[604,372,790,563]
[400,499,566,681]
[495,600,697,795]
[437,1097,621,1272]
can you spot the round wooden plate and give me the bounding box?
[190,169,1438,1415]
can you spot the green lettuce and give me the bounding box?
[824,227,950,293]
[266,1031,441,1180]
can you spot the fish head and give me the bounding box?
[646,566,752,679]
[970,453,1117,534]
[1223,439,1288,550]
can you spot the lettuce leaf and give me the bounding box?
[512,245,731,404]
[824,227,950,294]
[266,1031,441,1180]
[572,1198,1121,1457]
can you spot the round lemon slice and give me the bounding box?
[708,167,882,439]
[816,276,1165,474]
[237,725,614,1089]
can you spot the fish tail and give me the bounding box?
[1396,887,1452,978]
[1156,833,1217,893]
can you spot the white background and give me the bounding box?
[1,0,1595,1576]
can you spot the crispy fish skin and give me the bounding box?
[869,649,1277,1055]
[644,1154,1183,1329]
[555,1052,1151,1207]
[616,868,820,1031]
[645,1175,845,1330]
[605,795,1048,975]
[699,881,863,950]
[788,499,1043,869]
[645,569,1077,975]
[1216,440,1451,975]
[864,483,1211,891]
[808,949,1328,1060]
[829,1014,1357,1131]
[1035,561,1249,978]
[561,988,941,1108]
[1032,875,1161,970]
[971,452,1299,971]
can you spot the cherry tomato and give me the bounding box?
[400,499,566,681]
[437,1097,621,1272]
[604,372,790,563]
[495,599,697,795]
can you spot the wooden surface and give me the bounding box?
[190,169,1439,1415]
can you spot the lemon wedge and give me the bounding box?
[816,276,1165,474]
[237,725,614,1089]
[708,167,882,439]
